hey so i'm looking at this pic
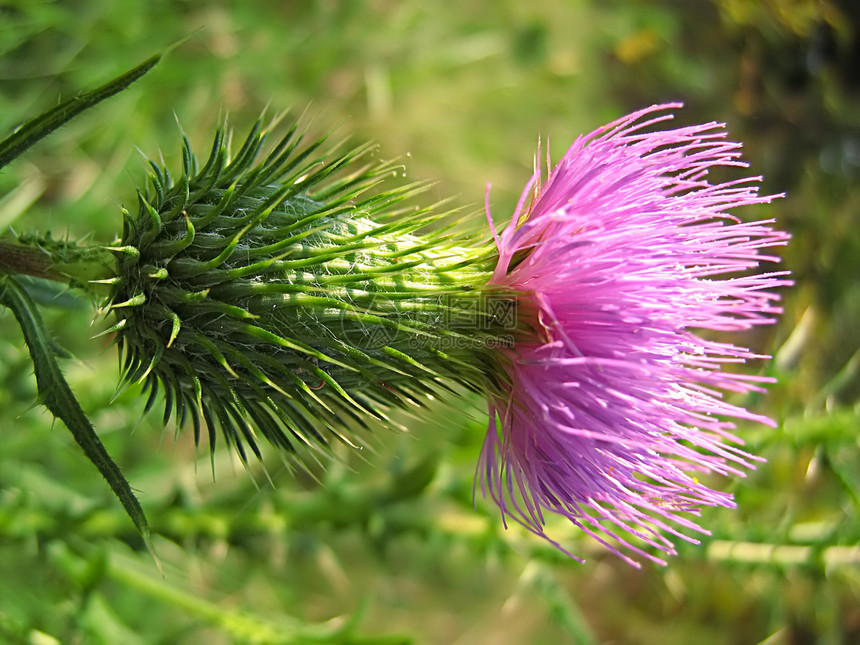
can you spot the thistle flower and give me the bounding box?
[478,104,790,565]
[3,56,787,559]
[100,104,787,564]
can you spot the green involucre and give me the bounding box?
[109,118,515,461]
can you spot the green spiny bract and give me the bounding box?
[107,117,515,461]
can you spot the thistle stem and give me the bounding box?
[48,542,411,644]
[0,241,63,281]
[0,238,116,297]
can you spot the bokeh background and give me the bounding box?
[1,1,859,643]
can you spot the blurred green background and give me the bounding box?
[1,1,858,643]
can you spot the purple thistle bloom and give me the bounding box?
[479,104,791,566]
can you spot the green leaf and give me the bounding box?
[12,275,87,310]
[0,276,153,552]
[0,53,161,170]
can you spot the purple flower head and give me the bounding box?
[479,104,791,566]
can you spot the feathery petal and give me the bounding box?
[480,104,790,565]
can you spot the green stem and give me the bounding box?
[0,241,67,281]
[104,548,411,644]
[48,542,412,645]
[707,539,860,570]
[0,238,116,298]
